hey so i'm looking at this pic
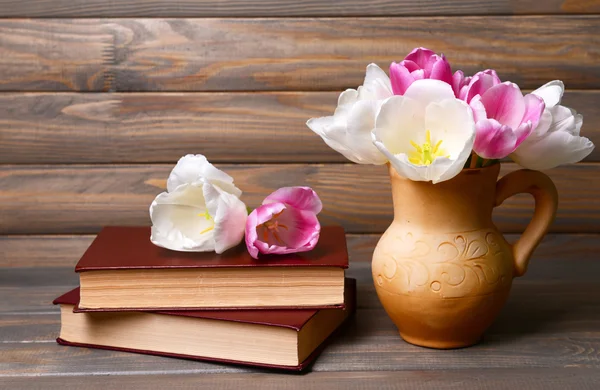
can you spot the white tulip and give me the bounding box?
[306,63,392,164]
[150,154,247,253]
[511,80,594,170]
[371,79,475,184]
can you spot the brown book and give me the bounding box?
[76,226,348,311]
[54,279,356,371]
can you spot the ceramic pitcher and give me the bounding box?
[372,163,558,349]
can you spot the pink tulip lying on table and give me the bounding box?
[245,187,322,259]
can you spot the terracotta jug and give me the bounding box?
[372,163,558,349]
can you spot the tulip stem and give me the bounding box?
[470,152,478,168]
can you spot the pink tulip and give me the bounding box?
[390,47,453,95]
[458,69,501,103]
[245,187,322,259]
[471,82,545,159]
[452,70,471,99]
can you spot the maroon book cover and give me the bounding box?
[54,279,357,371]
[75,225,348,272]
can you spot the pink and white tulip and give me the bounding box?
[390,47,453,96]
[511,81,594,170]
[470,82,545,159]
[245,187,322,259]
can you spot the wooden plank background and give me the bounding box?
[1,0,599,17]
[0,17,598,92]
[1,0,599,388]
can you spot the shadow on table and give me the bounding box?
[485,280,600,342]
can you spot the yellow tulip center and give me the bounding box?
[198,209,215,234]
[408,130,448,166]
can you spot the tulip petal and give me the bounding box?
[263,186,322,214]
[364,63,389,85]
[203,182,247,254]
[337,88,358,107]
[362,63,393,99]
[425,98,475,156]
[401,60,420,73]
[425,157,455,184]
[167,154,242,198]
[405,47,436,68]
[469,96,488,123]
[549,105,578,135]
[424,99,475,182]
[430,56,453,85]
[373,96,422,155]
[512,131,594,170]
[532,108,553,137]
[480,82,525,129]
[514,121,533,147]
[463,69,501,103]
[522,93,545,131]
[474,119,518,159]
[244,210,261,259]
[532,80,564,108]
[390,62,415,95]
[149,184,215,252]
[404,80,456,117]
[307,116,363,164]
[372,137,424,182]
[573,110,583,135]
[411,69,425,81]
[251,202,286,226]
[452,70,468,98]
[343,99,388,164]
[423,101,474,182]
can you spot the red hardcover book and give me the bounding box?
[54,279,356,371]
[75,226,348,311]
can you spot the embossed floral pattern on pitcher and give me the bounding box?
[372,163,558,349]
[375,229,512,298]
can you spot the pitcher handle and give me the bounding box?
[494,169,558,277]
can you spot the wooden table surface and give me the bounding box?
[2,233,599,389]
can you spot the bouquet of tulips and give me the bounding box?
[307,47,594,184]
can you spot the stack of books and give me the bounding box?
[54,225,355,371]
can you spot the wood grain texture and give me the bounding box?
[0,235,94,268]
[0,91,598,164]
[0,17,598,91]
[1,163,599,235]
[1,0,599,17]
[3,370,600,389]
[0,92,337,163]
[3,233,600,269]
[108,17,600,92]
[0,20,112,91]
